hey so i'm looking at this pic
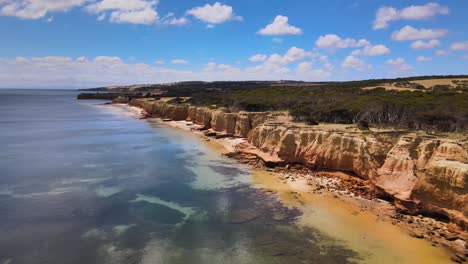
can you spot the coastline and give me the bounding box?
[111,103,466,263]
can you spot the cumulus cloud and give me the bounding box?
[257,15,302,36]
[86,0,155,13]
[387,57,412,71]
[86,0,159,25]
[186,2,241,24]
[416,56,432,62]
[351,44,390,56]
[373,3,449,30]
[161,13,188,26]
[262,47,311,66]
[391,25,447,41]
[450,41,468,51]
[295,62,330,80]
[341,56,371,71]
[410,39,440,50]
[0,49,336,88]
[315,34,369,50]
[245,48,332,80]
[0,0,89,19]
[0,0,186,26]
[109,8,158,24]
[171,59,188,64]
[248,54,267,62]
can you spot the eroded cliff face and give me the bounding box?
[129,99,267,137]
[128,99,467,227]
[248,123,468,225]
[129,100,188,120]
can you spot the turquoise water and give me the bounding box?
[0,89,358,263]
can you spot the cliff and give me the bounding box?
[128,99,467,228]
[130,99,267,137]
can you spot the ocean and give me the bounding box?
[0,89,358,263]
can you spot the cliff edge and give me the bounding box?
[129,98,468,229]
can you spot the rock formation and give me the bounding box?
[128,99,468,229]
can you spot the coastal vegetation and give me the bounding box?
[187,85,468,132]
[80,75,468,132]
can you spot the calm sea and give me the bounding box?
[0,89,356,264]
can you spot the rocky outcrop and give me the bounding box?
[248,125,394,179]
[211,111,238,134]
[128,99,467,228]
[236,112,268,138]
[247,123,467,227]
[129,99,188,120]
[130,99,267,137]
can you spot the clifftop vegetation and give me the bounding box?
[81,75,468,132]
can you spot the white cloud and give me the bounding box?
[351,44,390,56]
[0,0,89,19]
[416,56,432,62]
[154,60,164,65]
[248,54,267,62]
[262,47,311,66]
[410,39,440,50]
[373,3,449,30]
[0,0,162,25]
[315,34,369,50]
[391,25,447,41]
[244,48,334,80]
[15,56,29,63]
[203,62,240,74]
[450,41,468,51]
[97,13,106,21]
[435,50,450,56]
[93,56,123,64]
[76,56,88,63]
[283,46,310,63]
[272,38,283,43]
[341,55,371,71]
[86,0,155,13]
[295,62,330,80]
[171,59,188,64]
[0,54,334,88]
[163,17,188,26]
[86,0,159,25]
[257,15,302,36]
[110,8,158,25]
[186,2,241,24]
[387,57,412,71]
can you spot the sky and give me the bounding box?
[0,0,467,88]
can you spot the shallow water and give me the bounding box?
[0,90,360,264]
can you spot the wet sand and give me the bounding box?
[251,170,453,264]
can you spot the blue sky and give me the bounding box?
[0,0,467,88]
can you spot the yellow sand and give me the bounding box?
[412,78,468,88]
[252,169,453,264]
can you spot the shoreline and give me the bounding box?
[111,102,466,263]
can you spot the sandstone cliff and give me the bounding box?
[128,99,467,228]
[130,99,267,137]
[247,123,467,227]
